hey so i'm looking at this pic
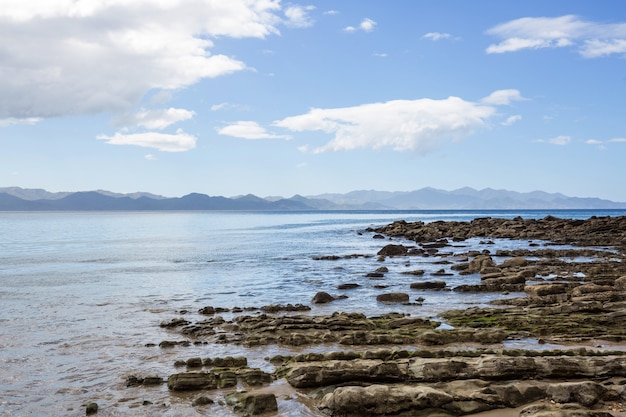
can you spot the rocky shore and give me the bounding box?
[119,216,625,417]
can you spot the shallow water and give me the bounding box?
[1,209,623,416]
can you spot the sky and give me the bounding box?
[1,0,626,201]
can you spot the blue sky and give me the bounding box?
[1,1,625,201]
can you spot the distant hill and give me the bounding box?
[1,186,625,211]
[308,188,626,210]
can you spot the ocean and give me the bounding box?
[1,209,624,416]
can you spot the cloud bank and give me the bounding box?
[486,15,626,57]
[274,90,523,154]
[0,0,284,122]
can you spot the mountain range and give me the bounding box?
[1,186,625,211]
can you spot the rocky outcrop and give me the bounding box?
[369,216,626,248]
[280,350,626,416]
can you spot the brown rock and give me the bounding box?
[312,291,335,304]
[376,292,409,303]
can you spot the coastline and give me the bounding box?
[125,215,626,417]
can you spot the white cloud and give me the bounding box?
[581,39,626,58]
[586,138,626,150]
[360,18,376,32]
[274,91,515,154]
[486,15,626,57]
[210,102,250,112]
[115,108,195,130]
[0,117,42,127]
[97,129,197,152]
[480,89,526,105]
[502,115,522,126]
[0,1,285,120]
[284,5,315,28]
[422,32,452,41]
[536,135,571,145]
[218,121,291,140]
[144,154,158,161]
[345,18,376,33]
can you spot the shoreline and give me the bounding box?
[100,216,626,416]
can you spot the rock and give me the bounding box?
[238,369,273,386]
[337,283,360,290]
[410,281,446,290]
[85,402,98,415]
[501,257,528,268]
[312,291,335,304]
[192,396,214,406]
[206,356,248,368]
[319,384,453,416]
[402,269,425,276]
[198,306,215,315]
[525,284,569,300]
[226,392,278,416]
[186,357,203,368]
[519,403,614,417]
[546,381,608,407]
[468,255,496,273]
[615,276,626,291]
[142,376,163,385]
[377,244,408,257]
[376,292,409,303]
[167,372,216,391]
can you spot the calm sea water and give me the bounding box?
[1,209,624,416]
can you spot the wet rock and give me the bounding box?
[159,317,189,328]
[186,357,203,368]
[167,372,217,391]
[143,376,163,385]
[226,392,278,416]
[85,402,98,415]
[376,292,409,303]
[205,356,248,368]
[312,291,336,304]
[402,269,425,276]
[377,244,408,257]
[238,369,273,386]
[260,303,310,313]
[468,255,496,274]
[192,396,214,406]
[198,306,215,315]
[410,281,446,290]
[337,283,360,290]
